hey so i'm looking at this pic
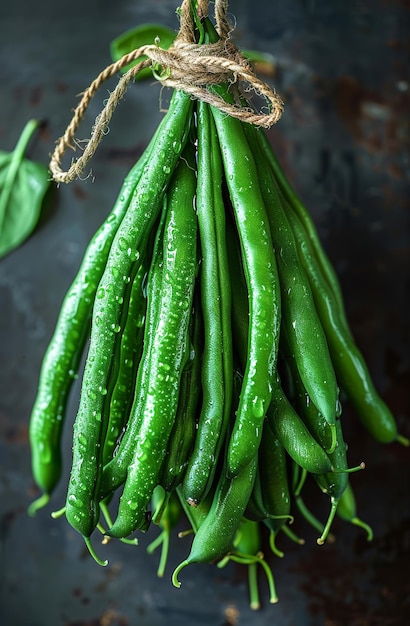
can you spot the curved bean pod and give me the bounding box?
[28,132,158,516]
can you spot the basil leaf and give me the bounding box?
[0,119,51,260]
[110,24,176,80]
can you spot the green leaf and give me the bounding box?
[0,119,51,260]
[110,24,177,80]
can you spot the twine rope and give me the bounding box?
[49,0,284,183]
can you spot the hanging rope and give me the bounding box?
[49,0,284,183]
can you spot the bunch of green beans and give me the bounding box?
[28,5,408,610]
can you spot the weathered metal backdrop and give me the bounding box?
[0,1,409,624]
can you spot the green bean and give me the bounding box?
[285,203,408,445]
[99,202,168,499]
[64,89,194,542]
[225,226,333,476]
[267,372,333,475]
[200,15,280,479]
[176,484,214,536]
[172,454,258,587]
[102,258,149,466]
[108,141,198,538]
[28,130,160,516]
[246,124,339,427]
[279,330,337,454]
[160,296,202,494]
[97,254,152,530]
[211,109,280,478]
[245,467,270,522]
[256,128,346,315]
[259,421,292,523]
[182,100,233,504]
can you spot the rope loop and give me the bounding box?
[50,0,284,183]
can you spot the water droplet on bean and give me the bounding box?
[87,389,97,401]
[68,493,84,509]
[78,432,88,447]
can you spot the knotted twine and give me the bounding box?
[49,0,284,184]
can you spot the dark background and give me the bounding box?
[0,1,409,625]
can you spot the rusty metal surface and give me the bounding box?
[0,1,409,625]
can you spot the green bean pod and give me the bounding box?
[244,467,270,522]
[176,484,215,536]
[259,420,292,522]
[285,204,405,444]
[224,215,250,366]
[172,454,258,586]
[160,297,202,494]
[258,422,296,556]
[314,418,349,501]
[227,228,304,508]
[182,100,233,504]
[210,239,265,522]
[246,125,339,428]
[102,258,149,466]
[99,202,168,499]
[267,373,333,475]
[211,108,280,478]
[198,16,280,480]
[279,328,337,455]
[65,90,194,539]
[256,128,346,316]
[99,257,151,521]
[108,141,198,538]
[28,135,160,516]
